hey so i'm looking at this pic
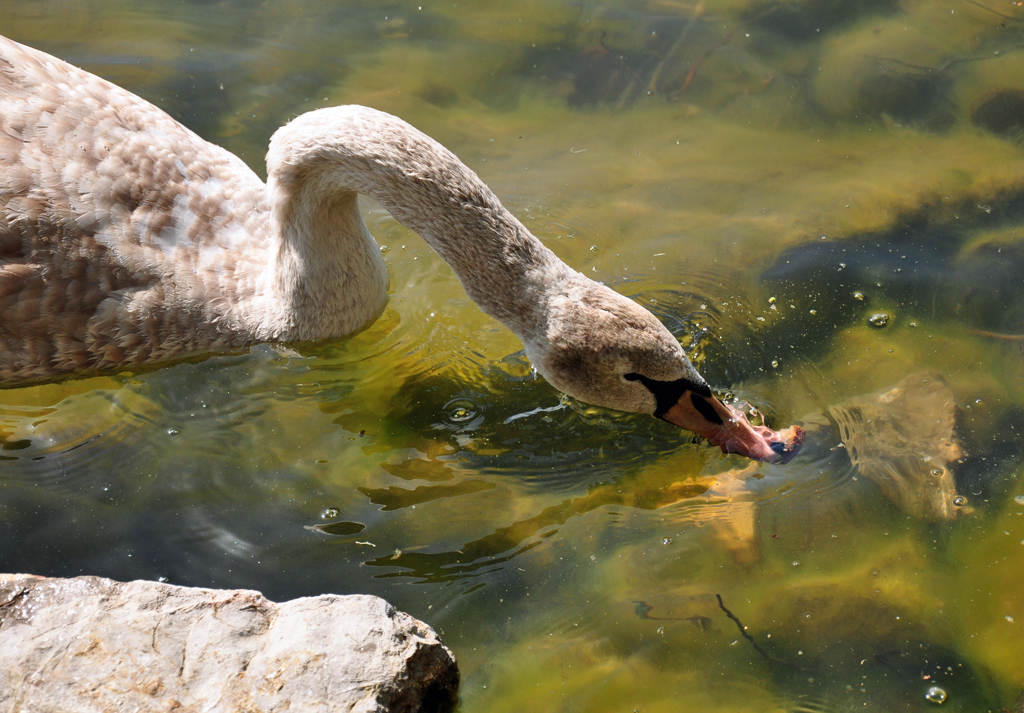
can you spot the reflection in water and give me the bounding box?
[828,373,965,521]
[0,386,155,492]
[380,458,455,482]
[305,521,366,536]
[364,463,721,583]
[0,424,31,456]
[359,479,496,512]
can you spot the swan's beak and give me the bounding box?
[660,391,805,464]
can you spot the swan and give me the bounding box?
[0,35,803,463]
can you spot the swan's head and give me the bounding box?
[524,276,803,464]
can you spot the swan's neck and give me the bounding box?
[268,185,389,341]
[265,106,572,344]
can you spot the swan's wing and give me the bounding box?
[0,35,269,382]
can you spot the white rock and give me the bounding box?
[0,573,458,713]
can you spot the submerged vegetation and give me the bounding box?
[3,0,1024,710]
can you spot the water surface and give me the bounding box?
[4,1,1024,710]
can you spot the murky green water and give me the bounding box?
[4,1,1024,710]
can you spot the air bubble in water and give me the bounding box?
[1014,495,1024,505]
[868,313,890,328]
[322,507,340,519]
[953,496,968,507]
[924,686,947,704]
[444,398,480,424]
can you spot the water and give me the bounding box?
[4,1,1024,710]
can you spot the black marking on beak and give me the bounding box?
[690,393,724,425]
[624,372,713,418]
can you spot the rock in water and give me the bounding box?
[827,373,965,521]
[0,573,459,713]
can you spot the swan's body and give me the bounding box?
[0,35,802,463]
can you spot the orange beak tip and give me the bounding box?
[710,414,805,464]
[661,393,805,465]
[766,424,806,464]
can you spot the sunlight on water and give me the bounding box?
[4,0,1024,710]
